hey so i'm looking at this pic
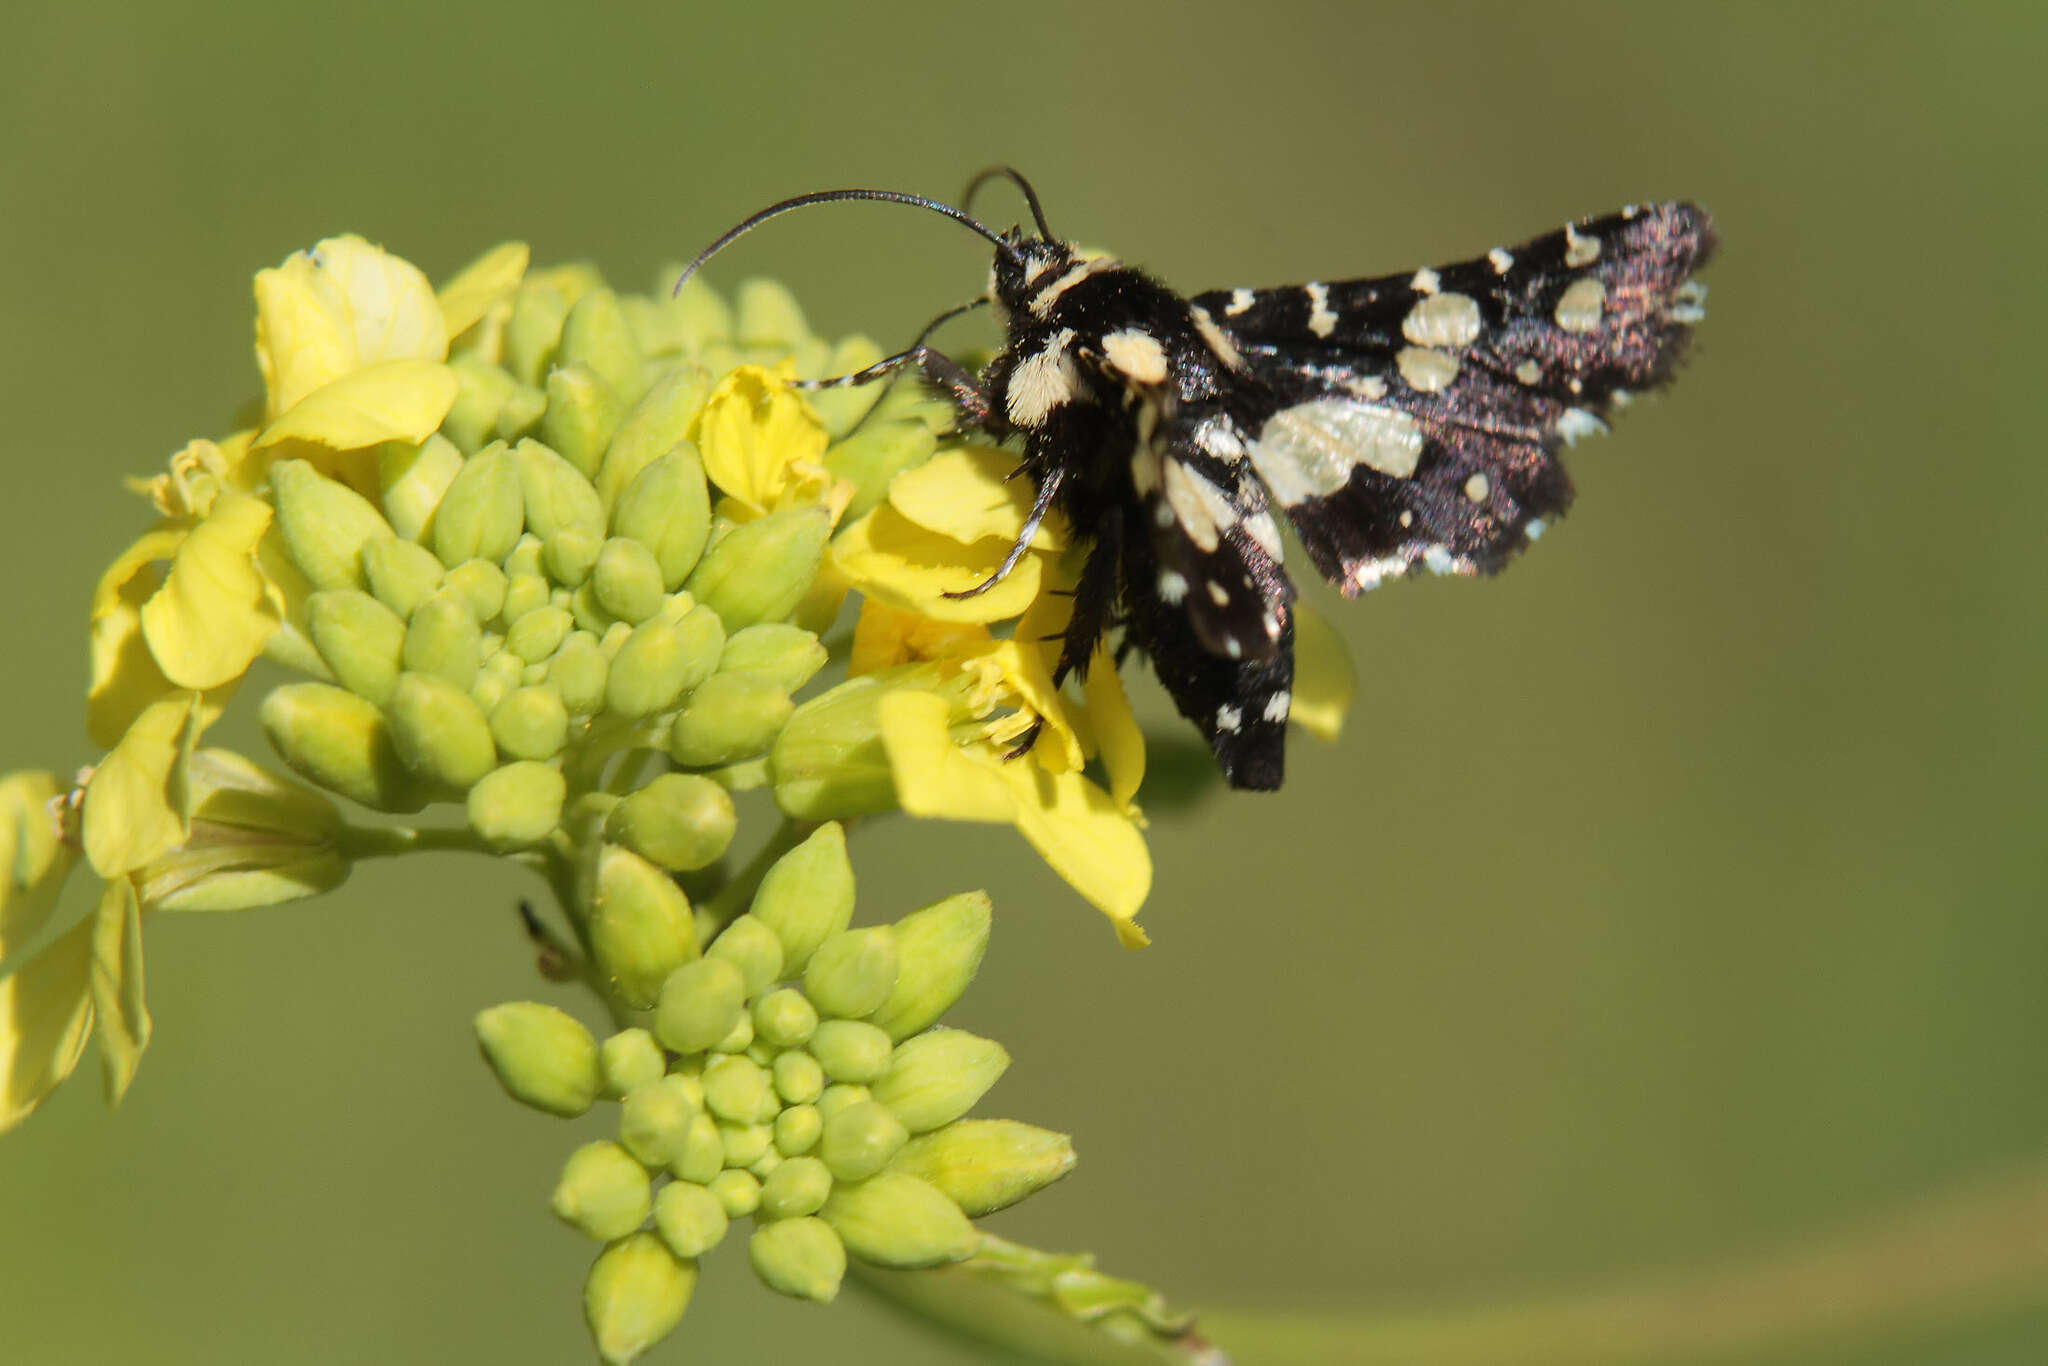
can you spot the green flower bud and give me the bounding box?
[469,648,524,714]
[401,590,483,687]
[653,956,746,1056]
[583,1231,696,1366]
[753,988,818,1050]
[711,1011,755,1055]
[815,1084,869,1122]
[773,1051,826,1107]
[759,1155,833,1220]
[653,1181,728,1260]
[260,682,424,812]
[599,620,633,657]
[816,1100,907,1183]
[551,632,609,714]
[808,1020,892,1085]
[701,1054,778,1125]
[821,1171,976,1269]
[604,608,723,718]
[707,915,783,998]
[769,673,899,820]
[683,504,830,631]
[493,382,547,441]
[465,760,565,848]
[593,538,666,624]
[443,357,518,456]
[663,274,732,349]
[870,891,991,1041]
[570,581,618,636]
[431,442,525,566]
[270,459,393,590]
[554,1140,653,1241]
[718,1121,773,1169]
[600,1028,667,1099]
[611,449,712,590]
[774,1103,822,1156]
[546,525,604,588]
[306,589,405,705]
[734,278,810,347]
[501,532,544,579]
[560,287,646,406]
[514,436,605,544]
[747,1215,844,1303]
[872,1029,1009,1134]
[387,672,497,789]
[475,1001,600,1117]
[500,569,550,624]
[542,362,625,479]
[824,418,938,522]
[442,558,508,622]
[360,534,445,618]
[803,335,883,436]
[597,365,714,511]
[718,623,828,694]
[504,280,569,387]
[803,926,899,1020]
[618,1074,701,1169]
[666,671,793,768]
[487,685,570,760]
[890,1120,1076,1216]
[606,773,734,872]
[591,845,700,1010]
[707,1169,759,1219]
[505,603,573,663]
[748,822,854,977]
[669,1115,722,1185]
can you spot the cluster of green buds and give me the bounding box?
[476,824,1075,1363]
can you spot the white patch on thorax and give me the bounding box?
[1557,407,1608,445]
[1225,288,1256,316]
[1161,459,1239,552]
[1242,508,1285,561]
[1488,247,1514,274]
[1262,690,1291,723]
[1005,328,1080,427]
[1251,397,1424,505]
[1411,266,1442,295]
[1029,255,1117,315]
[1401,291,1482,349]
[1563,224,1601,268]
[1102,327,1169,385]
[1305,282,1338,338]
[1396,345,1460,393]
[1554,277,1606,333]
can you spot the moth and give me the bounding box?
[679,172,1716,789]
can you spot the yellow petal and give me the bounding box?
[696,366,829,515]
[1000,761,1152,946]
[885,445,1066,552]
[877,690,1017,823]
[0,913,95,1135]
[1,772,80,960]
[89,877,149,1108]
[255,236,447,418]
[253,358,459,452]
[82,695,204,878]
[959,641,1085,775]
[437,241,529,339]
[1082,643,1146,810]
[87,527,186,748]
[1290,603,1355,742]
[833,503,1043,623]
[139,491,280,690]
[848,600,990,677]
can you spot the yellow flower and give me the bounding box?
[696,366,848,523]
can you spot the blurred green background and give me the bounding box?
[4,3,2045,1362]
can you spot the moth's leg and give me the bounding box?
[1003,514,1123,762]
[942,466,1064,600]
[792,298,991,437]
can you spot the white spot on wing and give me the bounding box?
[1401,292,1482,349]
[1215,704,1242,733]
[1262,690,1291,723]
[1488,247,1514,274]
[1411,267,1442,295]
[1251,398,1425,503]
[1190,306,1245,370]
[1305,282,1337,338]
[1162,459,1239,552]
[1514,358,1542,386]
[1225,288,1255,316]
[1463,472,1490,503]
[1554,277,1606,333]
[1206,581,1230,606]
[1102,328,1169,385]
[1158,569,1189,604]
[1004,328,1079,427]
[1193,416,1245,461]
[1525,518,1547,540]
[1563,224,1601,268]
[1396,345,1460,393]
[1243,509,1284,561]
[1665,280,1709,324]
[1557,407,1608,446]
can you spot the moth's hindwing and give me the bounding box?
[1195,201,1716,596]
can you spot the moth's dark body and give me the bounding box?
[915,202,1716,788]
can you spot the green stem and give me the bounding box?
[334,822,490,860]
[695,815,815,941]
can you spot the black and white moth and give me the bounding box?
[679,174,1716,790]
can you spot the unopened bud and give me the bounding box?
[551,631,609,714]
[591,844,699,1009]
[768,674,900,820]
[823,419,937,522]
[753,988,818,1049]
[869,891,991,1040]
[542,363,625,478]
[600,1028,667,1098]
[890,1119,1075,1216]
[493,382,547,441]
[546,525,604,588]
[593,538,666,624]
[734,278,810,347]
[468,648,524,714]
[505,603,573,663]
[260,682,424,812]
[718,623,828,694]
[749,1216,844,1303]
[504,281,569,387]
[306,589,405,704]
[559,287,646,407]
[604,608,723,718]
[666,671,793,768]
[702,1054,778,1125]
[808,1020,892,1086]
[821,1171,976,1269]
[668,1111,723,1184]
[707,1169,759,1219]
[707,915,783,999]
[871,1029,1008,1133]
[618,1074,701,1168]
[475,1001,600,1116]
[718,1120,772,1169]
[683,504,830,631]
[465,760,564,848]
[748,821,854,977]
[774,1103,822,1156]
[360,535,445,618]
[653,1181,728,1259]
[401,590,483,687]
[611,448,712,589]
[606,773,734,872]
[387,672,497,789]
[583,1231,695,1366]
[431,441,525,566]
[597,365,714,511]
[488,685,569,760]
[553,1140,653,1241]
[442,558,508,622]
[500,568,550,623]
[817,1100,907,1183]
[773,1051,825,1107]
[711,1011,754,1055]
[803,926,898,1020]
[759,1154,833,1220]
[442,358,519,456]
[515,436,604,545]
[270,459,394,590]
[653,956,746,1056]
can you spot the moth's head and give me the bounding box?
[989,230,1081,316]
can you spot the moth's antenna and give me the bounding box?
[961,165,1056,240]
[673,188,1020,297]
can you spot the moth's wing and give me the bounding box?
[1193,201,1716,594]
[1123,407,1296,788]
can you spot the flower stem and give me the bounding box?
[334,822,491,860]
